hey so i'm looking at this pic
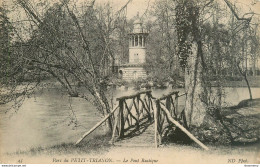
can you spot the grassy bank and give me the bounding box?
[215,76,260,87]
[2,98,259,164]
[222,98,260,116]
[6,99,260,157]
[7,133,112,156]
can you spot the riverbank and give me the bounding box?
[1,98,259,164]
[214,76,260,87]
[111,76,260,90]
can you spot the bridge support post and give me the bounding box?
[137,95,140,128]
[155,99,163,147]
[166,97,172,123]
[133,97,140,130]
[154,100,159,148]
[175,92,179,115]
[111,109,119,144]
[119,99,125,138]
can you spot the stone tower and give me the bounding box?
[119,13,149,81]
[129,14,148,64]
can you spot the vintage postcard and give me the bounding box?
[0,0,260,165]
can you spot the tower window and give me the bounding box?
[139,36,142,46]
[135,36,138,46]
[129,37,132,47]
[132,36,134,47]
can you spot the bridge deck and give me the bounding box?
[114,105,185,147]
[114,120,155,147]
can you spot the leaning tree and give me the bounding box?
[0,0,132,131]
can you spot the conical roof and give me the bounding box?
[133,12,142,25]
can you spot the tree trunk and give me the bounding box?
[94,89,113,131]
[237,63,253,100]
[185,42,207,127]
[244,74,253,100]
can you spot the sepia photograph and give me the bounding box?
[0,0,260,165]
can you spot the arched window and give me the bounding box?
[129,37,132,47]
[139,36,142,46]
[135,36,138,46]
[143,36,146,47]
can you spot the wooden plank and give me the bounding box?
[154,100,159,148]
[116,90,152,101]
[123,101,133,127]
[141,94,147,116]
[180,109,188,128]
[119,100,125,138]
[123,101,131,121]
[133,98,140,128]
[140,98,152,121]
[159,91,179,100]
[170,96,177,118]
[160,104,209,151]
[165,97,172,123]
[166,97,171,113]
[156,100,163,145]
[125,100,134,112]
[159,110,165,135]
[139,99,144,116]
[144,97,150,111]
[137,95,140,115]
[177,93,186,98]
[156,101,161,134]
[75,104,119,145]
[125,116,130,127]
[111,110,120,144]
[124,100,138,126]
[175,93,179,115]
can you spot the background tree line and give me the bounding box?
[0,0,259,130]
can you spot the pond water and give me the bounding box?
[0,87,259,153]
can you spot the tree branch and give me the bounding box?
[223,0,252,22]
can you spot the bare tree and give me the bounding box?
[0,0,130,131]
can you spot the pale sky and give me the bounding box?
[95,0,153,18]
[3,0,260,21]
[2,0,260,40]
[95,0,260,19]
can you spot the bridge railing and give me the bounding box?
[110,90,155,143]
[154,91,209,150]
[75,90,155,145]
[154,91,187,146]
[75,89,208,150]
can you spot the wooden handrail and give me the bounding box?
[159,91,179,100]
[177,93,186,98]
[75,89,187,147]
[160,104,209,151]
[154,101,159,148]
[116,90,152,101]
[75,104,119,145]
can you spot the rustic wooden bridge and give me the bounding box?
[75,90,209,150]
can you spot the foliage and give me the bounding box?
[0,0,131,132]
[175,0,200,69]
